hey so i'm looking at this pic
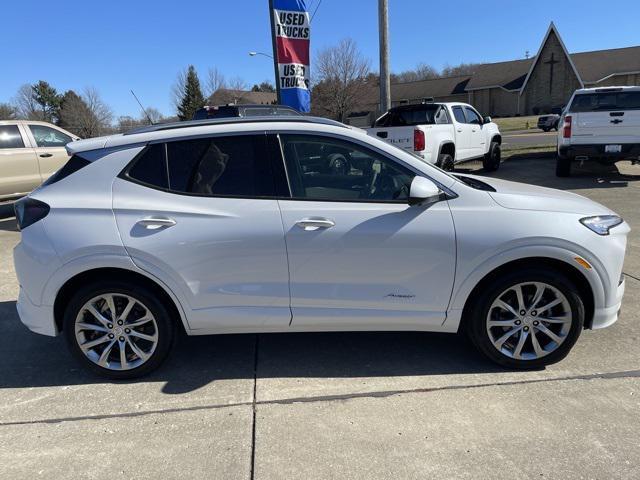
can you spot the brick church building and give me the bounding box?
[355,23,640,122]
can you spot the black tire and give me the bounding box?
[63,280,176,379]
[556,155,572,177]
[465,267,584,369]
[483,141,501,172]
[436,153,454,171]
[542,127,550,132]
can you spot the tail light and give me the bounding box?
[414,129,425,151]
[14,198,50,231]
[562,115,572,138]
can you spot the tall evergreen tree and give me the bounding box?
[32,80,61,123]
[177,66,205,121]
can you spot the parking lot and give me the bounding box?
[1,155,639,479]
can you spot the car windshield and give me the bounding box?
[569,91,640,112]
[374,105,443,127]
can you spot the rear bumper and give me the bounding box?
[16,287,57,336]
[559,143,640,161]
[591,276,625,330]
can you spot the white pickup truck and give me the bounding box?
[557,86,640,176]
[367,102,502,171]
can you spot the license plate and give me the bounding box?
[605,145,622,153]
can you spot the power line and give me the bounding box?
[311,0,322,21]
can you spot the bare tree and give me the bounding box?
[392,63,439,83]
[171,68,187,112]
[205,67,227,98]
[13,84,42,120]
[441,62,479,77]
[142,107,164,124]
[0,103,16,120]
[83,87,113,136]
[313,38,371,121]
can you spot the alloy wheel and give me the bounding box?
[74,293,159,371]
[486,282,572,360]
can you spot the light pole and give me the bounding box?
[249,51,274,60]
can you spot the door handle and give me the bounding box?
[137,217,177,229]
[39,153,53,158]
[295,218,335,231]
[456,129,463,132]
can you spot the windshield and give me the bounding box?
[374,105,446,127]
[569,91,640,112]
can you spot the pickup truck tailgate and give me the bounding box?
[367,127,414,152]
[572,111,640,144]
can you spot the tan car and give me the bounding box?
[0,120,79,201]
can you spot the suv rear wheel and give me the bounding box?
[63,280,175,379]
[466,267,584,369]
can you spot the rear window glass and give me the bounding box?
[569,91,640,112]
[374,105,445,127]
[166,135,274,197]
[42,155,91,186]
[0,125,25,149]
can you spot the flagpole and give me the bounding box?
[268,0,282,104]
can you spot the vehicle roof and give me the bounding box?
[66,116,350,154]
[203,104,298,110]
[389,102,470,110]
[574,86,640,94]
[0,119,65,127]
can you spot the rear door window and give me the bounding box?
[569,91,640,112]
[28,125,72,147]
[125,135,276,198]
[0,125,25,149]
[166,135,275,197]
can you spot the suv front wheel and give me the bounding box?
[466,268,584,369]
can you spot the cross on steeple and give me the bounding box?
[544,53,559,94]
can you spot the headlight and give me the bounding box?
[580,215,623,235]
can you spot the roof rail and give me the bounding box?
[124,115,347,135]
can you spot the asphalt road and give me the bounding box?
[1,158,639,479]
[502,129,558,148]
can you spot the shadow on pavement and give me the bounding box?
[0,300,504,394]
[455,156,640,191]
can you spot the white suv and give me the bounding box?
[13,116,628,378]
[557,86,640,176]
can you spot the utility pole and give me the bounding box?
[378,0,391,113]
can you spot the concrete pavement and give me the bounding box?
[1,157,639,479]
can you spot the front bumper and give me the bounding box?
[591,276,625,330]
[559,144,640,161]
[16,287,57,337]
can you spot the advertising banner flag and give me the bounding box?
[270,0,311,112]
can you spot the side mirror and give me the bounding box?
[483,116,492,124]
[409,176,441,206]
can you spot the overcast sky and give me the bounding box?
[3,0,639,118]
